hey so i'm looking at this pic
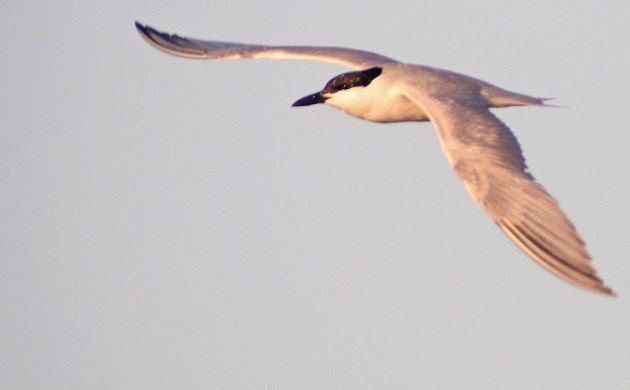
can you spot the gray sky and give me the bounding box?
[2,0,629,388]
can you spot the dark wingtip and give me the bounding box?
[134,21,165,46]
[134,21,153,41]
[134,20,146,34]
[133,21,208,59]
[134,21,160,51]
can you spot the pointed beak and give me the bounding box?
[291,92,327,107]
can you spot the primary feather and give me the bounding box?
[135,22,614,295]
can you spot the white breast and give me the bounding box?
[324,71,429,123]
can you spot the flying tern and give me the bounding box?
[135,21,614,295]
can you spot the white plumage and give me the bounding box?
[135,22,613,295]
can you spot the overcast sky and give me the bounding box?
[2,0,629,388]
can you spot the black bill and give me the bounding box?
[291,92,328,107]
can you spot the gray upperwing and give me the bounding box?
[403,86,613,295]
[135,22,397,69]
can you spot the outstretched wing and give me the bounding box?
[135,22,397,70]
[405,88,613,295]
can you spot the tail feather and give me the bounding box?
[480,84,550,108]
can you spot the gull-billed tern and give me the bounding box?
[135,22,614,295]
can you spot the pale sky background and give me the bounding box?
[2,0,629,389]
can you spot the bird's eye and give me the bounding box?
[324,77,357,94]
[322,67,382,94]
[324,79,349,93]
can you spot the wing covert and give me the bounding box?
[405,89,613,295]
[135,22,397,69]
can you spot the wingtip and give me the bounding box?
[133,21,209,59]
[134,20,145,32]
[585,278,616,296]
[134,21,162,42]
[599,285,617,297]
[134,21,160,51]
[134,20,150,39]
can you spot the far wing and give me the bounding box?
[405,88,613,295]
[135,22,397,70]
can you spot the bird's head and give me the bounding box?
[291,67,383,111]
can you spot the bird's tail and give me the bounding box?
[480,84,551,108]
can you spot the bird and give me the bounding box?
[135,21,614,295]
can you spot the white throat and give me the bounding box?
[324,76,428,123]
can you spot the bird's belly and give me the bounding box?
[345,93,429,123]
